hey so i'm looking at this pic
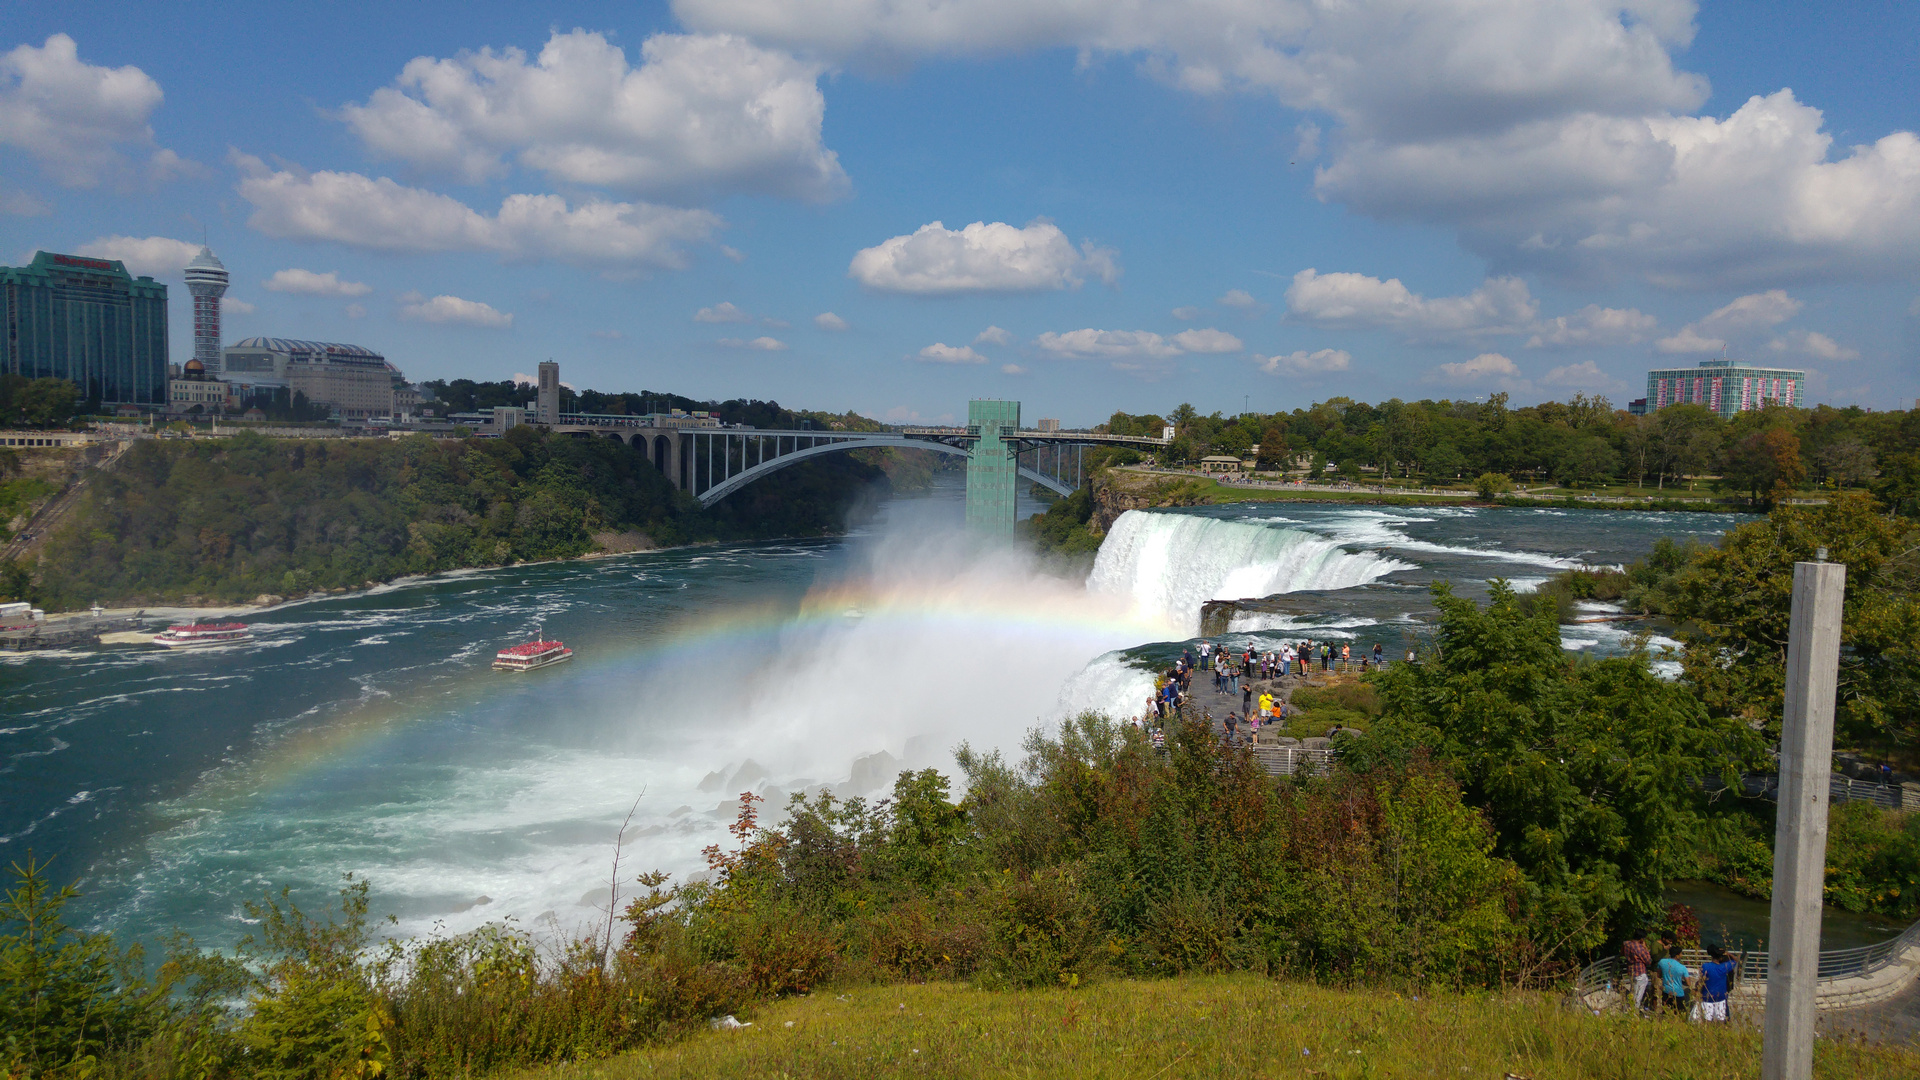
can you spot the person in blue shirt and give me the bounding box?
[1656,945,1690,1016]
[1698,944,1738,1022]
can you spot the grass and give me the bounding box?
[501,975,1918,1080]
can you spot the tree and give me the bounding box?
[0,376,80,429]
[1552,435,1618,487]
[1721,427,1805,502]
[1652,404,1722,489]
[1876,451,1920,518]
[1473,472,1514,501]
[1365,583,1757,944]
[1255,425,1286,471]
[1668,494,1920,749]
[1815,438,1879,488]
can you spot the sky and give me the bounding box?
[2,1,1916,427]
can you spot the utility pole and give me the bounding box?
[1761,553,1846,1080]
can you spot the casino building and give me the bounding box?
[0,251,169,405]
[1644,358,1806,419]
[220,337,400,419]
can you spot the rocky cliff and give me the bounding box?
[1089,470,1214,532]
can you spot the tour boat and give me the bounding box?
[493,639,573,671]
[153,621,253,648]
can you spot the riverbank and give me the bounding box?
[1129,469,1759,513]
[501,975,1920,1080]
[3,429,889,613]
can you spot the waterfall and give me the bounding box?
[1088,510,1414,629]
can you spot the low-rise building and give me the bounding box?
[168,358,231,413]
[221,337,401,419]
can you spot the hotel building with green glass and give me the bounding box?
[1,251,169,406]
[1644,358,1805,419]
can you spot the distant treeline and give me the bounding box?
[1107,395,1920,504]
[3,427,887,609]
[421,378,880,433]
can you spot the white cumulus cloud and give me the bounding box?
[235,157,721,268]
[1168,328,1244,353]
[265,268,373,297]
[718,335,787,350]
[917,343,987,364]
[1526,304,1658,348]
[1655,289,1801,354]
[1171,306,1200,321]
[1285,269,1538,342]
[0,34,192,187]
[974,325,1012,346]
[341,30,846,203]
[814,311,849,331]
[1434,352,1521,381]
[676,1,1920,286]
[1035,327,1241,363]
[1540,360,1626,391]
[1770,330,1858,362]
[1001,363,1027,375]
[1256,348,1352,375]
[399,293,513,328]
[74,235,198,278]
[1219,288,1262,310]
[694,301,753,323]
[848,220,1119,294]
[221,297,256,315]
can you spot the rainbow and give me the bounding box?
[184,571,1177,801]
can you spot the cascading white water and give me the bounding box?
[1088,510,1414,629]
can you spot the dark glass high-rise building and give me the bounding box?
[1,251,169,405]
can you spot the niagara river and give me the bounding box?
[2,481,1732,948]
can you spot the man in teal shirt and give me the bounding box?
[1656,946,1690,1015]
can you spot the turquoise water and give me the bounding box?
[2,487,1753,948]
[1665,880,1906,952]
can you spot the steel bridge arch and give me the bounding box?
[693,435,1073,507]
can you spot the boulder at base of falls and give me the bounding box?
[848,750,901,795]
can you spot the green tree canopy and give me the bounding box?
[1362,581,1758,947]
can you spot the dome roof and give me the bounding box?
[184,358,205,372]
[185,245,226,272]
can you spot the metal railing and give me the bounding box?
[1720,773,1916,815]
[1574,916,1920,1001]
[1251,746,1338,778]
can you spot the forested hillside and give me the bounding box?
[6,428,886,609]
[1112,396,1920,500]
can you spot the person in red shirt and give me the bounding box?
[1622,929,1653,1013]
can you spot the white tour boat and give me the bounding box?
[152,621,253,648]
[493,639,573,671]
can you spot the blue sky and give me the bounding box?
[3,1,1915,426]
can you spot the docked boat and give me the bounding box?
[153,621,253,648]
[493,639,573,671]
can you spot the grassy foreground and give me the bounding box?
[504,976,1917,1080]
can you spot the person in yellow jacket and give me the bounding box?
[1257,691,1274,719]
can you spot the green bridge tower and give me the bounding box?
[965,399,1021,534]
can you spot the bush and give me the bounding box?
[1474,472,1514,501]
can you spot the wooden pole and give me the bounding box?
[1761,559,1846,1080]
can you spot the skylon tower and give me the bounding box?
[183,245,229,370]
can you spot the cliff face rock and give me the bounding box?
[1089,470,1214,533]
[1089,472,1156,533]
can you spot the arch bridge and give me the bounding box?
[547,400,1166,533]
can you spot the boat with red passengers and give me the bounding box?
[493,639,573,671]
[152,621,253,648]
